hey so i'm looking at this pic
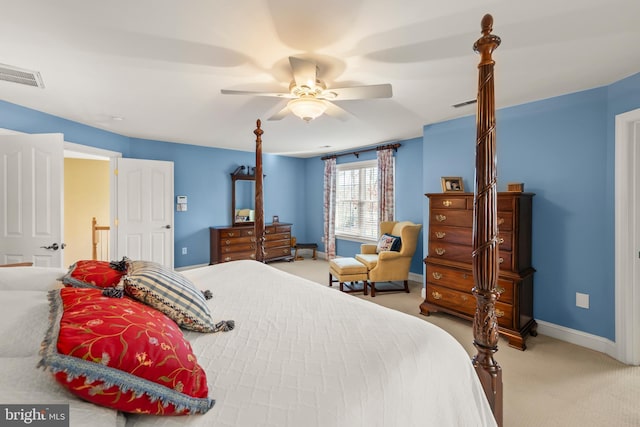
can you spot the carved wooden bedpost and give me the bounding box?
[471,14,503,426]
[254,119,265,262]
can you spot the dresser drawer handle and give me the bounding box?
[435,248,446,256]
[251,237,256,242]
[496,309,505,318]
[225,239,231,245]
[442,200,453,207]
[499,257,504,264]
[498,218,505,226]
[498,237,504,244]
[461,295,469,302]
[250,254,256,259]
[432,291,442,300]
[435,231,446,239]
[435,214,447,222]
[496,286,506,294]
[462,273,468,279]
[265,230,272,234]
[228,232,235,237]
[224,256,231,262]
[247,230,254,235]
[432,272,442,280]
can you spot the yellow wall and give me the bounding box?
[64,158,110,266]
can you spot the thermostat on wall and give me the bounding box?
[176,195,187,211]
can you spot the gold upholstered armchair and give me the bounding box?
[355,221,422,297]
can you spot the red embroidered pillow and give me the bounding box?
[39,287,213,415]
[61,260,125,289]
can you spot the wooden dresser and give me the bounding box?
[209,223,293,264]
[420,193,536,350]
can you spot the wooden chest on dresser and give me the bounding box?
[420,193,537,350]
[209,223,293,264]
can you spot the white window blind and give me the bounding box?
[335,160,378,240]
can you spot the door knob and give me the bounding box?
[164,225,171,229]
[40,243,59,250]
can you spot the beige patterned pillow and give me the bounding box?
[123,260,215,332]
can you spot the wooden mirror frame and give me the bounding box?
[231,166,256,227]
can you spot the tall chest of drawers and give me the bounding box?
[420,193,536,350]
[209,223,293,264]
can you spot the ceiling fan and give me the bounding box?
[220,56,392,122]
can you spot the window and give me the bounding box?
[335,160,379,240]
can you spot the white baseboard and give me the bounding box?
[536,320,616,358]
[409,271,422,284]
[175,263,209,272]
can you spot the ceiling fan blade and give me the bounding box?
[268,105,291,121]
[289,57,317,88]
[323,101,351,121]
[322,84,392,100]
[221,89,293,98]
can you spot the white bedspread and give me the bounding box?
[125,261,496,427]
[0,262,495,427]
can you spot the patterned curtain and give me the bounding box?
[323,157,337,259]
[377,148,395,222]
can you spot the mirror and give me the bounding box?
[231,166,256,226]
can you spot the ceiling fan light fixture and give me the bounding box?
[288,96,326,122]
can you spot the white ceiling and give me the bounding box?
[0,0,638,158]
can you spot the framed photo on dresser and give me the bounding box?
[441,176,464,192]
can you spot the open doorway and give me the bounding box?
[62,141,121,267]
[63,155,110,266]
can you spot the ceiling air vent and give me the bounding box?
[452,99,477,108]
[0,63,45,88]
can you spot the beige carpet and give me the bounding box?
[272,258,640,427]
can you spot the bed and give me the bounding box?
[0,263,496,426]
[0,13,503,427]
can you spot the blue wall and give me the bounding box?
[127,138,308,267]
[0,100,308,268]
[303,137,424,275]
[422,71,640,341]
[0,100,131,154]
[2,70,639,341]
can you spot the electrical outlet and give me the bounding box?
[576,292,589,309]
[182,247,187,255]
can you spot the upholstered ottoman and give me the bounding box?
[329,257,368,294]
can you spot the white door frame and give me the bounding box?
[615,107,640,365]
[64,141,122,265]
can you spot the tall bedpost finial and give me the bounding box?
[473,14,501,66]
[471,13,504,427]
[254,119,263,142]
[254,119,265,262]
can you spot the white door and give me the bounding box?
[0,133,64,267]
[615,108,640,365]
[114,158,174,268]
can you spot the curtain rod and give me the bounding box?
[320,143,401,161]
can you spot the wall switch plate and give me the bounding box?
[576,292,589,309]
[182,247,187,255]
